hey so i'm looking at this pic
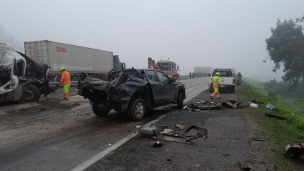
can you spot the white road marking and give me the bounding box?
[71,115,167,171]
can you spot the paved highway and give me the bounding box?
[0,77,210,171]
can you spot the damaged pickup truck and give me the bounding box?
[77,68,186,121]
[0,43,56,102]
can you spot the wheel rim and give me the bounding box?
[135,102,144,117]
[25,90,35,101]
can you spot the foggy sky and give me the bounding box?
[1,0,303,81]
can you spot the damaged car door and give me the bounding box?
[155,71,176,103]
[144,70,162,105]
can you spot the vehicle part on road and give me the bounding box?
[265,113,287,120]
[175,124,185,130]
[92,101,109,116]
[285,143,304,157]
[249,102,258,108]
[266,103,275,110]
[149,141,162,147]
[184,125,208,141]
[139,126,159,137]
[25,84,40,102]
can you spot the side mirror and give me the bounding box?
[171,77,176,82]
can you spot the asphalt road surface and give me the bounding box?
[87,89,252,171]
[0,77,209,171]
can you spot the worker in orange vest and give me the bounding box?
[60,67,71,100]
[210,72,221,100]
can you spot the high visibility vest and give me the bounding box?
[60,70,71,85]
[211,76,221,88]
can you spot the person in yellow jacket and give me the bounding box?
[60,67,71,100]
[210,72,221,99]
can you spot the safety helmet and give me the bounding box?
[216,72,220,76]
[60,67,65,71]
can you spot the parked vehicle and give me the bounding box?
[208,68,236,93]
[77,68,186,121]
[0,43,56,102]
[194,67,213,77]
[148,57,180,80]
[24,40,125,81]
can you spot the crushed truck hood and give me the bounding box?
[0,43,23,68]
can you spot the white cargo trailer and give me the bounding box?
[24,40,124,81]
[194,67,213,77]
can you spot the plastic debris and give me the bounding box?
[266,103,275,110]
[249,103,258,108]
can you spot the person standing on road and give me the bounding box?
[237,72,242,86]
[210,72,221,100]
[60,67,71,100]
[189,72,192,79]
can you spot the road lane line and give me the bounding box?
[71,114,167,171]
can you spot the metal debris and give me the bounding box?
[266,103,275,110]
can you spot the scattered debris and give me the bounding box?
[149,141,162,147]
[285,143,304,157]
[185,125,208,141]
[139,124,208,145]
[184,99,247,111]
[238,160,278,171]
[160,129,174,134]
[129,148,135,152]
[108,143,112,146]
[266,103,275,110]
[265,113,287,120]
[136,125,141,129]
[175,124,185,130]
[250,138,270,141]
[249,102,258,108]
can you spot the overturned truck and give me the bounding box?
[0,43,56,102]
[77,68,186,121]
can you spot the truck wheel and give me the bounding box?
[128,98,146,121]
[92,101,109,116]
[176,91,183,109]
[25,84,40,102]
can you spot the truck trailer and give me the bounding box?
[24,40,125,81]
[194,67,213,77]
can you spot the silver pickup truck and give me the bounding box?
[208,68,236,93]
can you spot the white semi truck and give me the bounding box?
[24,40,125,81]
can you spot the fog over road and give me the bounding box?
[0,78,209,171]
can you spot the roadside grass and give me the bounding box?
[238,81,304,170]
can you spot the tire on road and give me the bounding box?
[92,101,109,116]
[25,84,40,102]
[176,91,183,109]
[128,98,146,121]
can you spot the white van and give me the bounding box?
[208,68,236,93]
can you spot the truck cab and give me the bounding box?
[208,68,236,93]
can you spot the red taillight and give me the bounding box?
[233,79,236,84]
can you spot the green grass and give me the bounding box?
[238,81,304,171]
